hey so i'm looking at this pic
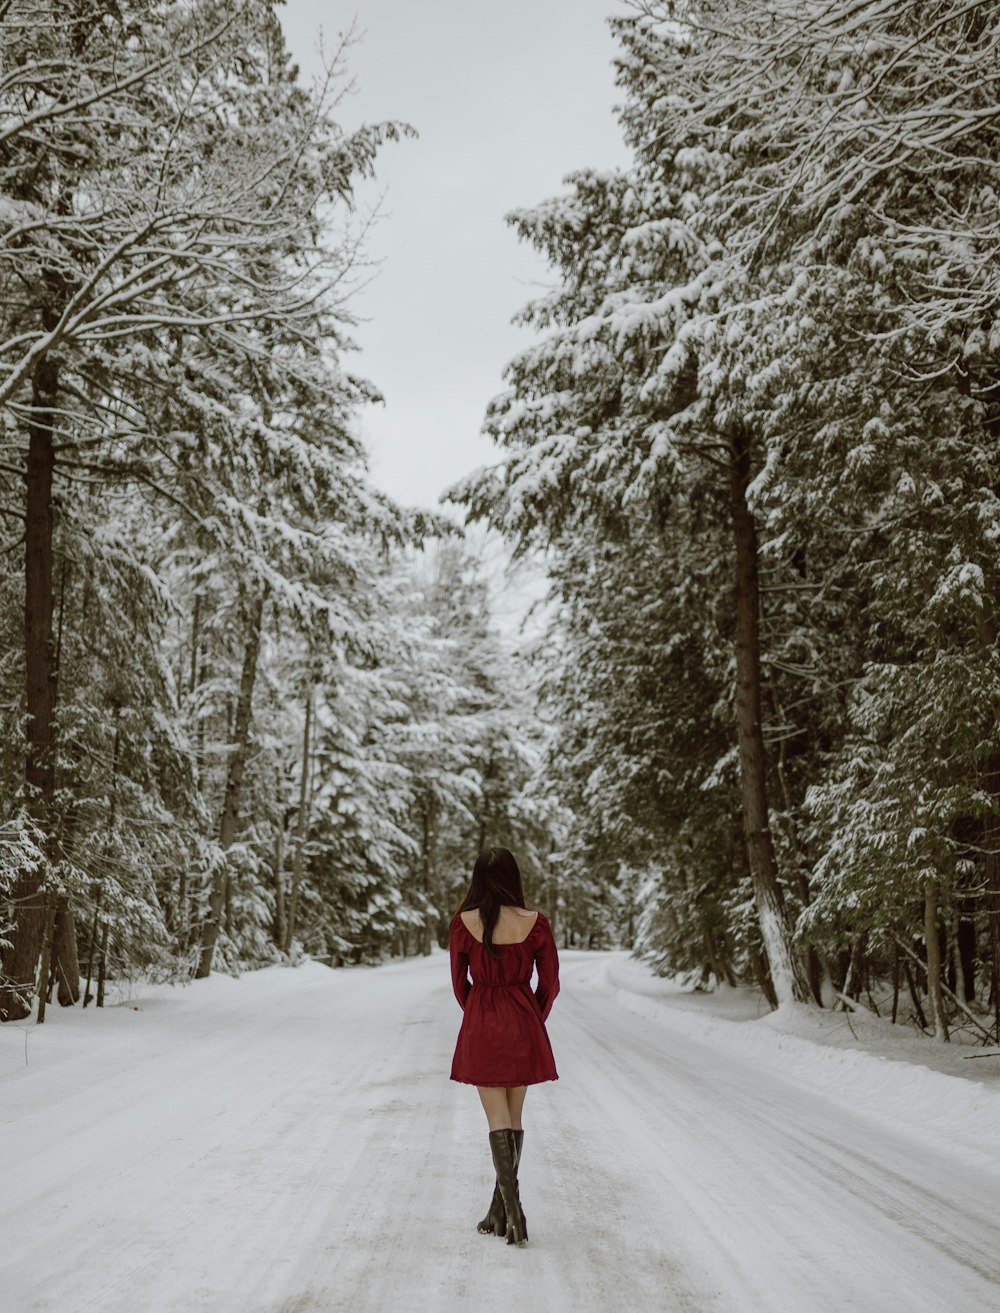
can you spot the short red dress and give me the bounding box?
[449,909,560,1088]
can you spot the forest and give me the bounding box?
[2,0,999,1049]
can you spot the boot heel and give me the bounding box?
[476,1179,506,1235]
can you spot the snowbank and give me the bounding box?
[590,952,1000,1169]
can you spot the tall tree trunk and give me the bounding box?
[284,688,312,954]
[0,357,59,1023]
[189,588,204,800]
[53,898,81,1005]
[34,896,57,1025]
[903,958,928,1030]
[974,745,1000,1042]
[924,878,949,1042]
[82,885,103,1008]
[196,589,265,979]
[981,786,1000,1044]
[84,707,121,1004]
[975,605,1000,1037]
[96,921,108,1008]
[273,819,287,951]
[956,904,976,1005]
[728,426,804,1007]
[773,699,826,1005]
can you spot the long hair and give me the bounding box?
[455,847,528,960]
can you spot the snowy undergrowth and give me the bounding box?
[591,952,1000,1168]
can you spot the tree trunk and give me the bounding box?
[34,896,57,1025]
[96,921,108,1008]
[956,905,976,1004]
[53,898,81,1005]
[284,687,312,954]
[975,660,1000,1038]
[273,819,287,951]
[839,932,866,1010]
[83,888,102,1008]
[983,803,1000,1043]
[224,865,234,939]
[903,958,928,1030]
[772,687,826,1005]
[728,426,804,1007]
[981,829,997,1045]
[0,357,59,1023]
[196,589,266,979]
[924,878,949,1042]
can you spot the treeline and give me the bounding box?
[0,2,568,1023]
[455,0,1000,1041]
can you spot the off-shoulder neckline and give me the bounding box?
[458,909,542,947]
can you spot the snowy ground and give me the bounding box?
[3,950,1000,1313]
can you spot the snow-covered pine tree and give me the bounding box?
[450,81,811,1002]
[0,0,414,1015]
[651,0,1000,1036]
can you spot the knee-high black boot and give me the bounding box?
[477,1129,524,1237]
[488,1129,527,1247]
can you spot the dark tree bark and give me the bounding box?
[924,879,949,1041]
[728,426,805,1006]
[96,921,108,1008]
[943,922,956,996]
[986,812,1000,1044]
[84,707,121,1006]
[903,958,928,1030]
[956,908,976,1005]
[284,688,312,954]
[978,751,1000,1042]
[82,885,103,1009]
[0,356,59,1023]
[34,897,57,1025]
[773,707,826,1006]
[273,816,287,951]
[53,898,81,1005]
[196,589,265,979]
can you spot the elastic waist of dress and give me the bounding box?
[473,980,528,988]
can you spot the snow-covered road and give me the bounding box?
[2,951,999,1313]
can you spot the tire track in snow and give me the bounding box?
[549,955,1000,1313]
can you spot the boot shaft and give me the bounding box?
[487,1129,527,1245]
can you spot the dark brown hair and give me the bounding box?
[454,847,528,960]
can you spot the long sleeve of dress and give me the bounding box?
[450,920,471,1011]
[533,916,560,1022]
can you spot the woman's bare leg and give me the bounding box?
[477,1086,512,1130]
[505,1085,527,1130]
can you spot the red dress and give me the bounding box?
[449,910,560,1088]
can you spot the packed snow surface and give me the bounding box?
[3,950,1000,1313]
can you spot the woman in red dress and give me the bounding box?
[449,847,560,1248]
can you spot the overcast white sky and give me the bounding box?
[280,0,631,513]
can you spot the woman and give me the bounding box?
[449,847,560,1247]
